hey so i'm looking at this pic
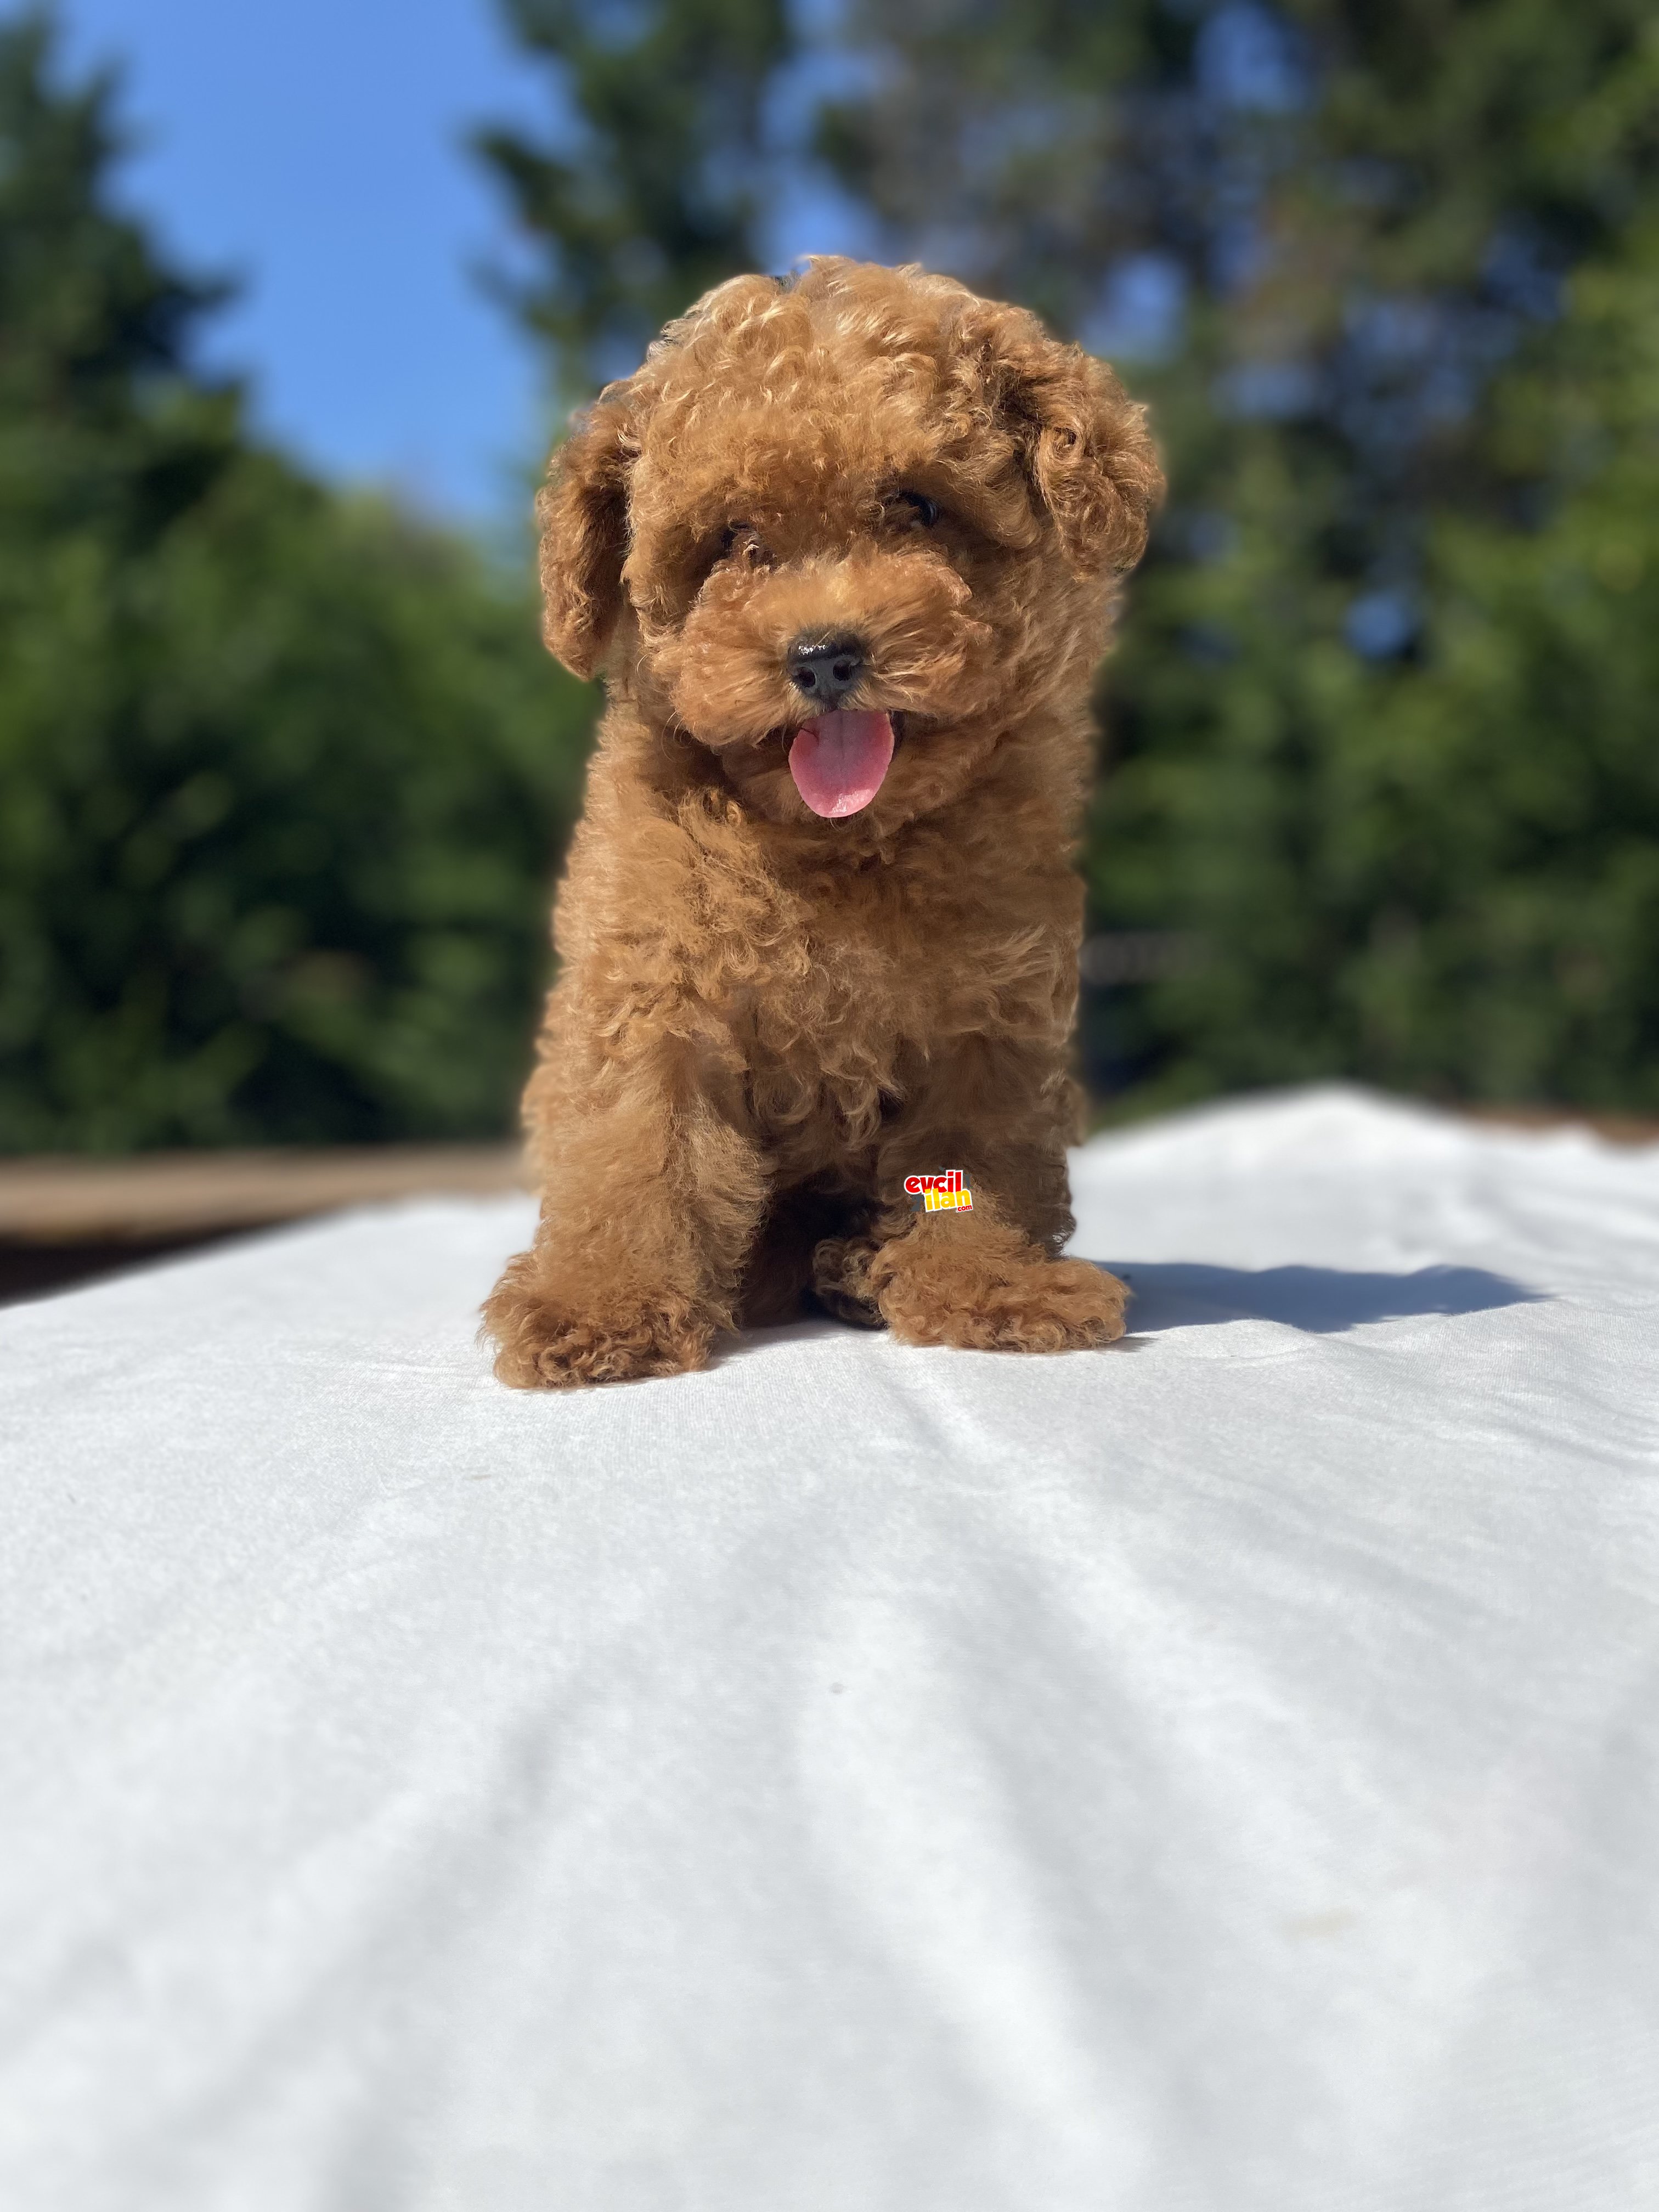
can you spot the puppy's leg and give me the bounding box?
[817,1051,1126,1354]
[486,1082,769,1390]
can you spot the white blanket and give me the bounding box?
[3,1086,1656,2211]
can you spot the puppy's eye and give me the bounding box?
[887,490,940,529]
[720,521,771,571]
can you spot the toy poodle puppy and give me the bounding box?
[486,257,1163,1387]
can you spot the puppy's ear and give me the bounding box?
[963,305,1165,578]
[536,390,639,680]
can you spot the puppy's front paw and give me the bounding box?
[881,1250,1128,1355]
[484,1263,713,1390]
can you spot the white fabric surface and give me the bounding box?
[2,1085,1656,2212]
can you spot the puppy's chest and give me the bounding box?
[704,864,1045,1086]
[731,927,936,1156]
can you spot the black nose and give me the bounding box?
[787,635,866,704]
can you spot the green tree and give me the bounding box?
[0,14,596,1150]
[476,0,788,400]
[484,0,1659,1113]
[820,0,1659,1110]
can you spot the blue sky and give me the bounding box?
[54,0,557,521]
[47,0,874,526]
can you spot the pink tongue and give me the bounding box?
[787,711,896,819]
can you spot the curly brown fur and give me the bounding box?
[483,258,1163,1387]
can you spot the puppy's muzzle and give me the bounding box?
[786,634,867,706]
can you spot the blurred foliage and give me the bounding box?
[476,0,788,398]
[0,14,595,1151]
[488,0,1659,1111]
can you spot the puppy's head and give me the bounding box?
[539,258,1163,831]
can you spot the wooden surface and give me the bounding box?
[1456,1105,1659,1146]
[0,1146,527,1244]
[1,1104,1653,1249]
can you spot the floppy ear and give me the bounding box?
[535,389,638,680]
[961,303,1165,578]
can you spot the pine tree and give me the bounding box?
[816,0,1659,1108]
[0,15,595,1149]
[481,0,1659,1111]
[476,0,788,400]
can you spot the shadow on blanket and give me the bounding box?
[1110,1262,1543,1336]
